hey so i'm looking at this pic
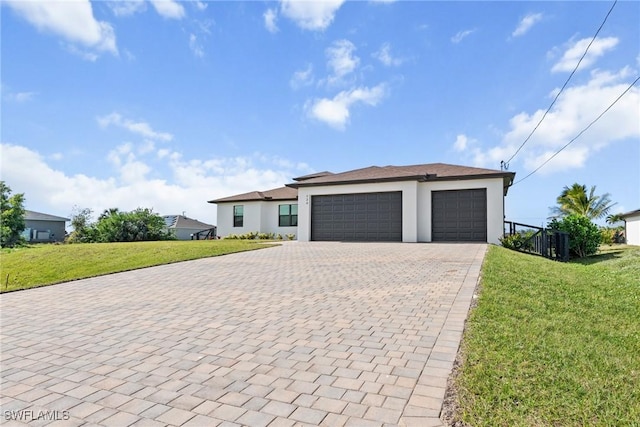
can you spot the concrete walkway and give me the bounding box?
[0,242,486,427]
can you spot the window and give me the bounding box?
[233,205,244,227]
[279,204,298,227]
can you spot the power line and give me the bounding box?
[503,0,618,167]
[512,75,639,186]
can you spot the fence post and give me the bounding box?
[561,232,569,261]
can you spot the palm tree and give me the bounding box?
[606,213,623,225]
[549,183,615,220]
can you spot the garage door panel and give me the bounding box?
[432,189,487,242]
[311,191,402,241]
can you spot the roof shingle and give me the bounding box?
[286,163,514,188]
[208,186,298,203]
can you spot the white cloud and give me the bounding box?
[453,134,476,152]
[189,34,204,58]
[97,112,174,141]
[6,91,37,103]
[108,1,147,17]
[149,0,185,20]
[280,0,345,31]
[290,64,314,89]
[551,37,619,73]
[325,39,360,86]
[5,0,118,58]
[469,67,639,174]
[264,8,279,33]
[512,13,543,38]
[0,143,313,225]
[373,43,404,66]
[306,84,387,130]
[193,1,207,11]
[451,29,475,44]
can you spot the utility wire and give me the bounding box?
[512,75,639,186]
[503,0,618,167]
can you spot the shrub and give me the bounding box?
[500,230,536,251]
[548,214,600,258]
[600,227,625,245]
[1,182,26,248]
[500,234,524,250]
[286,233,296,241]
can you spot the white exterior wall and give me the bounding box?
[261,202,298,238]
[216,201,297,238]
[297,181,419,242]
[625,214,640,246]
[216,201,261,237]
[417,178,505,244]
[297,177,506,244]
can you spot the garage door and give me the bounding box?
[432,189,487,242]
[311,192,402,241]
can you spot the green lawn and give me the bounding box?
[454,245,640,426]
[0,240,274,292]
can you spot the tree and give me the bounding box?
[606,213,623,225]
[98,208,119,221]
[67,206,95,243]
[0,181,26,248]
[94,208,174,242]
[548,214,601,258]
[549,183,615,220]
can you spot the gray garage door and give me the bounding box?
[432,189,487,242]
[311,192,402,241]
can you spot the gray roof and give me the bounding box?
[163,215,215,230]
[208,186,298,204]
[25,210,70,222]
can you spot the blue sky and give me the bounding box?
[1,0,638,227]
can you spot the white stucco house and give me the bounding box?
[620,209,640,246]
[208,163,516,244]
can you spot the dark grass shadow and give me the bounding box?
[571,250,625,266]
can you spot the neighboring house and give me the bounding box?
[23,210,69,243]
[620,209,640,246]
[163,215,216,240]
[209,163,515,244]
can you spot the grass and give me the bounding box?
[0,240,274,292]
[454,244,640,426]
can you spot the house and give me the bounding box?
[620,209,640,246]
[163,215,216,240]
[209,163,515,244]
[209,187,299,239]
[23,210,70,243]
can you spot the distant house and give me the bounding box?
[209,163,515,244]
[163,215,216,240]
[620,209,640,246]
[23,210,70,243]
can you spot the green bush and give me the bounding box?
[500,234,524,250]
[600,227,625,245]
[500,230,536,251]
[548,214,601,258]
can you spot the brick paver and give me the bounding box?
[0,242,485,426]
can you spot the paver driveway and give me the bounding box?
[1,242,486,427]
